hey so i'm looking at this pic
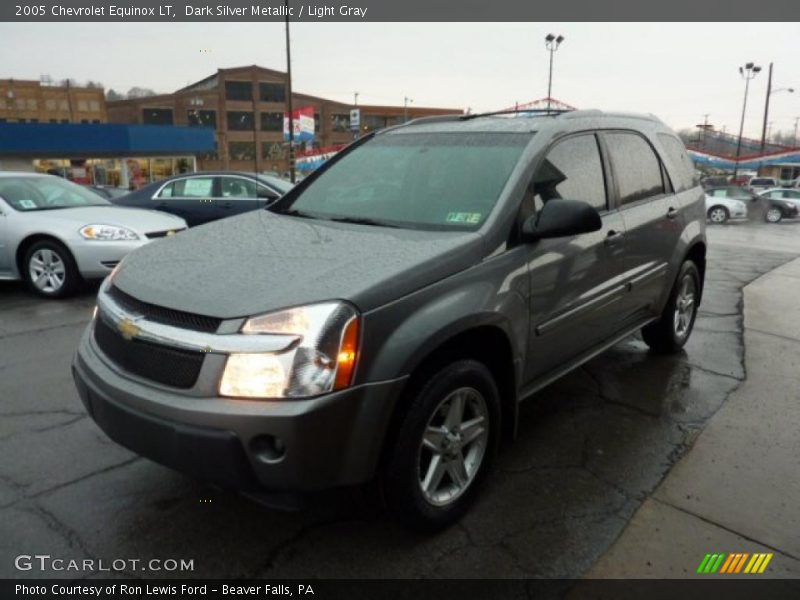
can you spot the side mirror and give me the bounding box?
[522,199,602,241]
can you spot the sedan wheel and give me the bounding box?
[707,207,728,224]
[765,207,783,223]
[23,241,79,298]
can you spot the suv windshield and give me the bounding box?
[0,176,110,211]
[274,131,532,231]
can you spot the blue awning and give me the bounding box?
[0,122,216,157]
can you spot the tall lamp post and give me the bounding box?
[733,62,761,181]
[544,33,564,113]
[760,62,795,152]
[284,0,295,183]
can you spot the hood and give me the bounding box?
[114,210,484,318]
[35,205,186,233]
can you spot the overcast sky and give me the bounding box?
[2,22,799,138]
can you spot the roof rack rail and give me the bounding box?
[460,108,574,121]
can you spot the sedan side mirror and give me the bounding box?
[257,188,279,202]
[522,199,602,241]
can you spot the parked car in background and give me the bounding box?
[759,188,800,223]
[0,173,186,298]
[748,177,778,193]
[112,172,293,227]
[701,175,729,189]
[84,184,131,200]
[704,190,748,224]
[74,110,706,530]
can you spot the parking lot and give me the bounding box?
[1,219,799,579]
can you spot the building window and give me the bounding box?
[362,114,387,133]
[331,113,350,132]
[229,141,256,161]
[260,111,283,132]
[15,99,25,110]
[187,109,217,128]
[29,118,39,123]
[92,119,100,124]
[0,98,5,109]
[225,81,253,101]
[59,100,68,111]
[227,111,254,131]
[49,118,57,123]
[77,100,88,111]
[26,99,37,110]
[259,82,286,103]
[89,100,100,112]
[45,99,57,110]
[80,119,88,124]
[262,142,288,160]
[60,119,69,123]
[142,108,174,125]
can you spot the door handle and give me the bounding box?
[604,230,623,245]
[666,207,678,219]
[222,201,233,209]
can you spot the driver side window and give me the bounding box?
[533,134,608,212]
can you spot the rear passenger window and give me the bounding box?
[533,134,607,211]
[657,133,698,192]
[606,132,665,205]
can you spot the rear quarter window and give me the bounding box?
[657,133,698,192]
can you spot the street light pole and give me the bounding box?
[544,33,564,114]
[733,62,761,181]
[759,63,794,152]
[284,0,295,184]
[794,117,799,148]
[404,96,413,122]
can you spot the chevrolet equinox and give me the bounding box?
[73,110,706,530]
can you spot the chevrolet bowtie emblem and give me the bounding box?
[117,318,141,341]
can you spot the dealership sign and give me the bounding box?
[284,106,315,142]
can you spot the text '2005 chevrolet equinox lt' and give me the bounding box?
[73,109,706,530]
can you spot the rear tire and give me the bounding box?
[23,240,80,299]
[707,206,729,224]
[642,260,700,354]
[765,206,783,223]
[382,359,500,531]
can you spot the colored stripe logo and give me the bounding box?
[697,552,773,574]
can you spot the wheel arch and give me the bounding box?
[15,233,76,278]
[377,324,519,471]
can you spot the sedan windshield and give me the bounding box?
[0,176,110,211]
[274,132,532,231]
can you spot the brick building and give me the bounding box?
[106,65,461,172]
[0,79,107,124]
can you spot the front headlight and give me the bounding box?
[79,224,139,241]
[783,202,796,210]
[219,302,360,399]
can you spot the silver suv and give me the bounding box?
[73,110,706,530]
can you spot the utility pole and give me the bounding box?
[794,117,799,148]
[702,113,710,150]
[284,0,295,183]
[404,96,413,122]
[760,62,773,153]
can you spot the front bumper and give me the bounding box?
[73,324,407,492]
[71,239,150,279]
[730,205,748,219]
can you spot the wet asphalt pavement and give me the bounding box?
[1,221,798,579]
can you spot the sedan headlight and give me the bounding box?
[783,201,796,210]
[79,224,139,241]
[219,302,360,399]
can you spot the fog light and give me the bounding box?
[250,434,286,463]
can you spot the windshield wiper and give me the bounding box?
[326,216,400,228]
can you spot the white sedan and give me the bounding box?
[704,190,748,224]
[0,173,187,298]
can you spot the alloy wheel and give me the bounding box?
[708,208,727,223]
[766,208,782,223]
[673,274,697,340]
[29,248,66,294]
[417,386,489,507]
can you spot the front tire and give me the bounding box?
[707,206,729,224]
[23,240,80,298]
[642,260,700,354]
[383,359,500,531]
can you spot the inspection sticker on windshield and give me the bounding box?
[446,212,482,224]
[18,199,37,210]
